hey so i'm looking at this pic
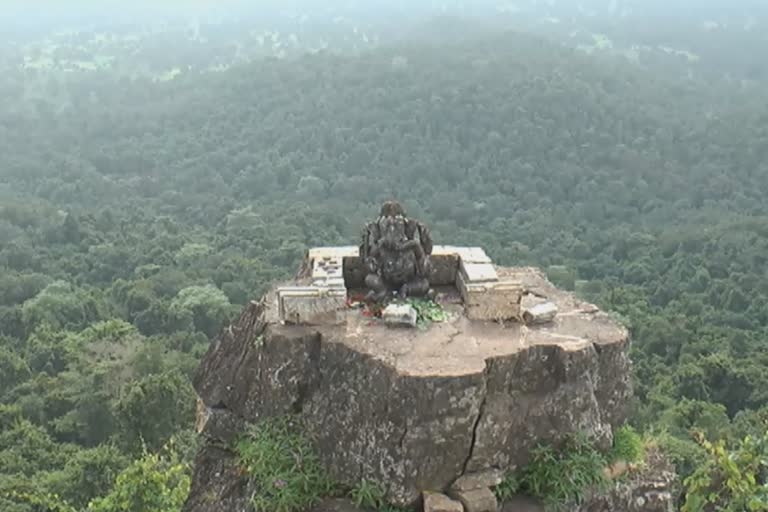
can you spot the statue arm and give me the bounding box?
[360,222,380,273]
[417,221,433,255]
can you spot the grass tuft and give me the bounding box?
[493,472,521,502]
[347,479,408,512]
[609,425,645,464]
[495,434,609,511]
[235,416,336,512]
[348,478,386,509]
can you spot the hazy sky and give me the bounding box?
[2,0,766,33]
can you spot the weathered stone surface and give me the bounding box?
[195,403,245,444]
[423,491,464,512]
[383,303,418,327]
[428,253,460,286]
[450,488,497,512]
[183,446,252,512]
[185,266,632,510]
[450,469,503,492]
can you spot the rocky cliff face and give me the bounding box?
[184,266,635,511]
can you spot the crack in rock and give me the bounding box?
[462,360,491,475]
[398,423,408,450]
[292,332,323,413]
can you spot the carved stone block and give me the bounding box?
[277,286,346,325]
[458,275,522,321]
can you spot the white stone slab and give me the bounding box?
[460,261,498,283]
[433,245,492,263]
[307,246,359,260]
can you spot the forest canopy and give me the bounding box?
[1,6,768,510]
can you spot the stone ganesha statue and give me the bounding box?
[360,201,435,302]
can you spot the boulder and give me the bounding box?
[450,470,503,492]
[184,266,632,510]
[423,491,464,512]
[450,488,497,512]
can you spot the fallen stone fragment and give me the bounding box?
[382,303,418,327]
[450,488,497,512]
[450,470,504,493]
[423,491,464,512]
[522,301,558,325]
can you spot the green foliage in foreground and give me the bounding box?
[348,479,387,509]
[2,441,190,512]
[608,425,645,465]
[347,479,407,512]
[235,417,336,512]
[496,426,768,511]
[495,429,647,511]
[404,298,449,328]
[87,441,191,512]
[494,434,609,510]
[236,417,411,512]
[523,435,609,510]
[682,431,768,512]
[493,472,522,504]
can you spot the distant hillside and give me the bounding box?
[3,1,766,81]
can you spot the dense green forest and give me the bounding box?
[2,9,768,511]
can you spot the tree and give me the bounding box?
[114,371,196,452]
[21,281,106,332]
[43,445,129,509]
[86,443,190,512]
[169,285,233,338]
[682,431,768,512]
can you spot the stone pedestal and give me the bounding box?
[187,266,631,509]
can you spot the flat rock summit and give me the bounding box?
[184,244,637,511]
